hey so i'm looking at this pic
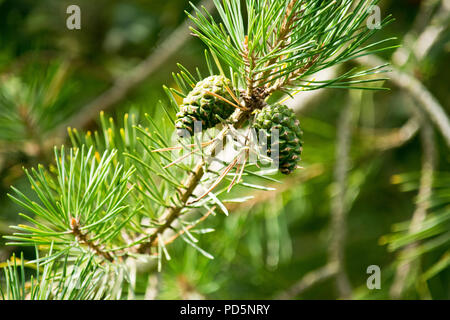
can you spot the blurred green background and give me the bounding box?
[0,0,449,299]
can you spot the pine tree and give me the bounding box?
[1,0,399,300]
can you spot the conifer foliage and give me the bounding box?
[1,0,395,299]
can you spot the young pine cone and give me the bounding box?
[175,75,236,136]
[253,104,303,175]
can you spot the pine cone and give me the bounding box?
[175,75,236,136]
[253,104,303,175]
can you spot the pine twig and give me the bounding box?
[157,206,216,248]
[188,157,239,205]
[135,110,250,254]
[258,0,301,89]
[241,36,256,97]
[70,218,114,262]
[132,8,318,250]
[266,54,319,95]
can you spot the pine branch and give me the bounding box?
[70,218,114,263]
[3,0,396,297]
[265,54,320,95]
[190,0,394,95]
[241,36,256,96]
[110,0,394,260]
[0,250,116,300]
[135,110,250,254]
[257,0,302,88]
[5,146,136,264]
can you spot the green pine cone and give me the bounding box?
[253,104,303,175]
[175,75,236,136]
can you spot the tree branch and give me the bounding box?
[329,99,354,299]
[135,110,250,254]
[357,55,450,148]
[70,218,114,262]
[390,117,436,299]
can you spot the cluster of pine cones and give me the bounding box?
[175,75,303,175]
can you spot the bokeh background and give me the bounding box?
[0,0,449,299]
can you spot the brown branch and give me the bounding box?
[187,157,239,205]
[267,0,298,53]
[158,206,216,247]
[147,164,325,254]
[135,110,250,254]
[70,218,114,262]
[277,0,297,41]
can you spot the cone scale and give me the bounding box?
[175,75,236,136]
[253,104,303,175]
